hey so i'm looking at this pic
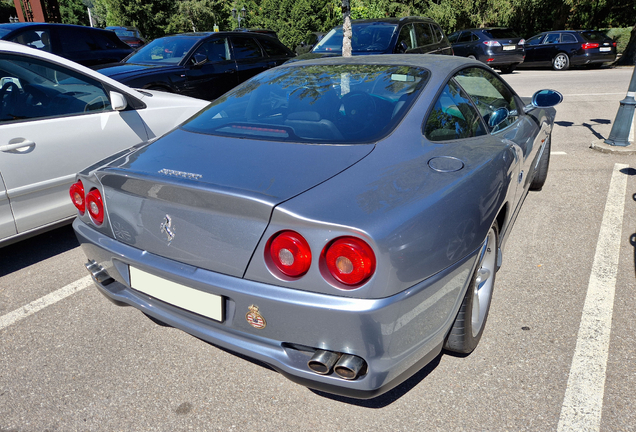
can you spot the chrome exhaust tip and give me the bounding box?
[84,260,113,284]
[334,354,366,380]
[307,350,341,375]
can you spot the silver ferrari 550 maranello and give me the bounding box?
[72,54,561,399]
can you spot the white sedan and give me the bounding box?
[0,41,209,246]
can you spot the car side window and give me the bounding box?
[448,32,459,43]
[396,24,416,51]
[561,33,577,43]
[432,24,445,43]
[414,23,434,47]
[454,67,519,133]
[230,36,263,59]
[457,32,472,43]
[526,35,544,46]
[424,79,486,141]
[258,38,289,57]
[9,29,52,52]
[0,54,112,123]
[192,38,231,63]
[544,33,560,44]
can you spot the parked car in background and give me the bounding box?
[448,27,525,74]
[295,32,325,55]
[0,41,208,246]
[294,17,452,61]
[519,30,617,70]
[72,53,562,399]
[0,23,133,66]
[95,32,295,100]
[106,26,146,49]
[233,28,279,39]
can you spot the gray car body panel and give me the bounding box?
[73,54,557,398]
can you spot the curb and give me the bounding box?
[590,139,636,155]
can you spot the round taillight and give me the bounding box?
[86,188,104,225]
[268,231,312,278]
[324,237,376,287]
[69,180,85,215]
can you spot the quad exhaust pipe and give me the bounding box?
[84,260,113,284]
[307,350,366,380]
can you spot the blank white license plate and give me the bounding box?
[129,266,223,322]
[599,47,611,52]
[502,45,516,51]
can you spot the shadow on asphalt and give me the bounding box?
[0,224,79,277]
[555,119,612,140]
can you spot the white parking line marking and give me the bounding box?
[557,163,629,432]
[0,275,92,331]
[551,151,567,155]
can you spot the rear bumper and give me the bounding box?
[572,51,617,65]
[479,52,525,66]
[74,218,478,399]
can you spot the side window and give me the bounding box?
[457,32,472,43]
[454,67,519,132]
[259,38,289,57]
[424,80,486,141]
[0,54,112,123]
[192,38,231,63]
[432,24,445,43]
[230,36,263,59]
[94,32,124,50]
[544,33,560,44]
[396,24,416,51]
[59,28,98,52]
[448,32,460,43]
[561,33,577,43]
[414,23,434,47]
[9,29,52,52]
[526,35,544,46]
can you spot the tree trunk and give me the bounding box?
[342,0,352,57]
[618,24,636,66]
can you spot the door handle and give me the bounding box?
[1,139,36,153]
[224,69,235,74]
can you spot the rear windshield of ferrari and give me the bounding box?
[181,64,430,144]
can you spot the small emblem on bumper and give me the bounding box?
[246,305,266,329]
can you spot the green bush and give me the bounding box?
[603,27,633,54]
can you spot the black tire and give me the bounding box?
[552,53,570,71]
[499,65,516,74]
[530,132,551,191]
[444,224,498,354]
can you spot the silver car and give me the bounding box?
[72,55,561,398]
[0,41,208,246]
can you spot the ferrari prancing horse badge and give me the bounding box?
[246,305,266,329]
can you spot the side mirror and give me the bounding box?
[193,53,208,66]
[488,107,509,128]
[396,41,408,54]
[110,91,128,111]
[531,89,563,107]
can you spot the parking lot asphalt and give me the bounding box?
[1,66,635,432]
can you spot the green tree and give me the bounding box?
[165,0,231,33]
[59,0,90,25]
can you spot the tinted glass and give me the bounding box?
[192,38,231,62]
[231,36,263,59]
[581,31,610,42]
[59,28,98,52]
[182,64,430,144]
[0,54,112,122]
[454,67,518,132]
[544,33,560,44]
[396,24,416,50]
[425,80,485,141]
[432,24,445,43]
[126,36,198,64]
[313,23,398,53]
[482,29,519,39]
[457,32,472,43]
[414,23,434,47]
[9,29,51,52]
[526,35,544,46]
[259,38,290,57]
[448,32,459,43]
[561,33,578,43]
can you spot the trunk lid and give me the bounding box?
[98,129,373,277]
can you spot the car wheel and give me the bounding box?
[467,55,476,60]
[530,132,551,191]
[552,53,570,71]
[444,224,498,354]
[499,65,515,74]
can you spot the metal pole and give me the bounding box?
[604,66,636,147]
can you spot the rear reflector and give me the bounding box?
[69,180,85,215]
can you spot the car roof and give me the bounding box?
[0,22,112,32]
[0,40,145,98]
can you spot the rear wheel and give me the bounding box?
[444,224,498,354]
[499,65,516,74]
[552,53,570,70]
[530,132,551,191]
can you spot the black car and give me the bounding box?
[519,30,617,70]
[295,17,452,60]
[106,26,146,49]
[95,32,295,101]
[0,23,133,66]
[448,27,525,74]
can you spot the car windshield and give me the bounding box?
[114,29,138,38]
[125,37,198,64]
[312,23,398,53]
[482,29,519,39]
[0,29,12,38]
[581,31,609,41]
[182,63,430,144]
